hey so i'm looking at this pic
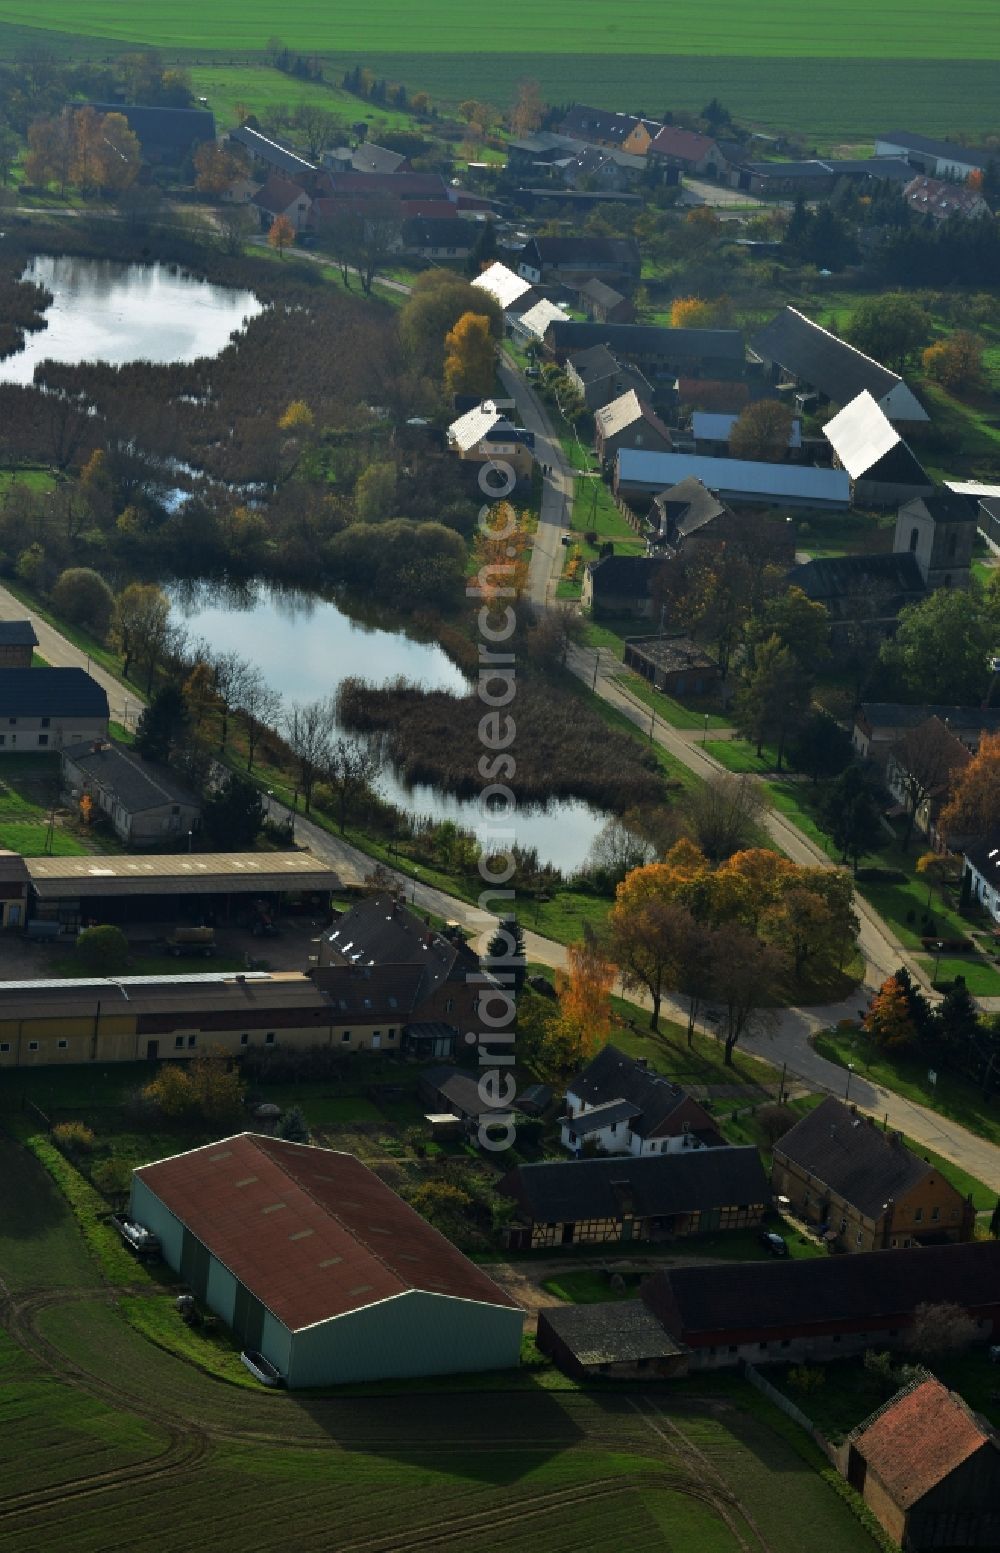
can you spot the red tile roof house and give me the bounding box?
[846,1378,1000,1548]
[131,1135,523,1387]
[647,126,730,182]
[250,175,312,231]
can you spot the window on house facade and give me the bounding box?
[265,1032,275,1045]
[28,1041,39,1051]
[914,1207,923,1222]
[37,735,48,747]
[175,1036,184,1049]
[40,717,50,728]
[240,1033,249,1046]
[57,1039,67,1050]
[187,1035,196,1049]
[931,1206,940,1221]
[341,1031,351,1042]
[909,527,919,551]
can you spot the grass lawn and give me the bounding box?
[706,738,782,774]
[915,954,1000,997]
[541,1269,645,1302]
[763,778,835,854]
[188,62,424,134]
[814,1025,1000,1150]
[612,672,730,732]
[767,1351,1000,1443]
[0,465,59,494]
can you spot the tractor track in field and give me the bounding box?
[0,1279,211,1520]
[627,1396,774,1553]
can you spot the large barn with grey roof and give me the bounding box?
[131,1134,522,1387]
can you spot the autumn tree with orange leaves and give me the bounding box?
[550,931,614,1070]
[939,731,1000,841]
[268,213,295,258]
[470,500,531,601]
[443,311,496,398]
[864,976,917,1051]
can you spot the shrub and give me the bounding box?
[51,566,115,639]
[52,1120,96,1155]
[919,936,971,953]
[75,924,129,975]
[787,1364,825,1395]
[583,529,598,546]
[854,866,907,883]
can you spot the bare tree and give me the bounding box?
[355,194,402,297]
[889,716,967,850]
[292,104,344,161]
[210,649,252,752]
[321,737,381,833]
[713,927,786,1065]
[683,772,766,861]
[283,698,336,811]
[239,669,281,773]
[907,1301,979,1359]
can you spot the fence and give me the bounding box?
[743,1360,842,1466]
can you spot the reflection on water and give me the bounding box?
[170,580,607,872]
[0,256,262,385]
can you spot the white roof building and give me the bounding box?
[512,297,571,342]
[615,448,850,509]
[471,261,534,311]
[448,401,507,452]
[822,391,931,501]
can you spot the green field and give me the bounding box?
[0,1,996,58]
[0,1134,879,1553]
[0,7,999,136]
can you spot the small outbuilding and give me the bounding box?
[623,635,720,697]
[847,1377,1000,1549]
[61,740,202,847]
[0,620,38,668]
[131,1134,523,1387]
[536,1300,686,1380]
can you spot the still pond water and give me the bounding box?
[0,255,262,385]
[171,583,607,873]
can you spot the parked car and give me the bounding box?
[165,926,216,958]
[241,1350,283,1387]
[759,1231,788,1258]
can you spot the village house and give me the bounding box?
[250,175,312,231]
[0,668,108,753]
[499,1147,768,1250]
[563,344,655,413]
[647,125,728,181]
[594,391,672,463]
[615,448,850,511]
[847,1378,1000,1550]
[772,1097,975,1252]
[0,620,38,668]
[557,106,660,156]
[546,321,745,383]
[730,156,911,198]
[470,260,537,316]
[517,236,641,289]
[875,130,998,180]
[61,740,202,848]
[786,552,927,629]
[822,391,932,508]
[89,102,216,165]
[622,636,721,698]
[322,142,408,175]
[508,296,571,347]
[319,891,484,1034]
[640,1239,1000,1371]
[750,306,929,426]
[559,144,646,192]
[904,173,991,222]
[884,716,971,846]
[574,277,634,325]
[962,838,1000,926]
[582,554,665,617]
[895,490,975,591]
[446,401,535,485]
[400,216,474,261]
[229,124,318,181]
[853,703,1000,766]
[560,1045,723,1156]
[649,475,730,547]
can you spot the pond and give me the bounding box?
[0,255,262,385]
[170,581,607,874]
